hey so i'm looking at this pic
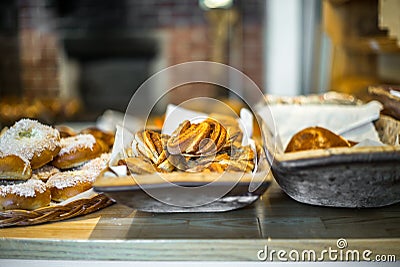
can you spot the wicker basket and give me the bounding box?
[0,193,114,227]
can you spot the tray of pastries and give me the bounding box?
[0,119,115,227]
[93,107,273,213]
[258,93,400,208]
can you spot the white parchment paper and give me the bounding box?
[257,101,383,149]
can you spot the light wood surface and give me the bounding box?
[0,181,399,261]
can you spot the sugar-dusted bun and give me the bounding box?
[0,119,61,169]
[80,127,114,150]
[285,126,352,153]
[55,125,77,138]
[46,170,97,202]
[0,179,51,210]
[32,164,60,181]
[52,134,104,169]
[30,147,61,170]
[0,154,32,180]
[79,153,110,173]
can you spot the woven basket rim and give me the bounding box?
[0,193,114,228]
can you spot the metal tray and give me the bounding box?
[93,149,273,213]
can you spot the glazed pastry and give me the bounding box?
[131,130,174,172]
[119,157,158,175]
[0,119,61,169]
[52,134,104,169]
[285,126,353,153]
[0,154,32,180]
[0,179,51,210]
[167,119,230,156]
[80,127,115,150]
[55,125,77,138]
[46,170,97,202]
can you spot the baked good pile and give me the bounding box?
[119,116,256,175]
[0,119,112,210]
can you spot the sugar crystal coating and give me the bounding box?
[0,119,60,161]
[0,179,47,197]
[58,134,96,156]
[46,170,97,189]
[79,153,110,173]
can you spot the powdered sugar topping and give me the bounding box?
[46,170,97,189]
[0,179,47,197]
[0,119,60,161]
[79,153,110,173]
[59,134,96,156]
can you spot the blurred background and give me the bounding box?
[0,0,399,124]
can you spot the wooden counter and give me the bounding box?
[0,181,399,261]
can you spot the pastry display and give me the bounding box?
[285,126,354,153]
[121,116,256,175]
[0,119,114,210]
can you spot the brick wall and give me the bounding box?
[13,0,264,104]
[0,0,21,96]
[18,0,60,98]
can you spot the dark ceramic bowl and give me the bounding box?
[264,115,400,208]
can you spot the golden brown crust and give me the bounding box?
[167,120,231,155]
[80,127,115,149]
[49,180,92,202]
[0,190,51,210]
[120,157,158,175]
[52,141,104,169]
[55,125,77,138]
[131,130,175,172]
[0,127,8,138]
[127,117,255,174]
[0,119,61,170]
[46,169,98,202]
[285,126,352,153]
[30,146,61,170]
[0,154,32,180]
[0,180,51,210]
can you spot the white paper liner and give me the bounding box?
[257,100,383,149]
[53,188,98,206]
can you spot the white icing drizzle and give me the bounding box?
[46,170,97,189]
[58,134,96,156]
[0,119,60,161]
[0,179,47,197]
